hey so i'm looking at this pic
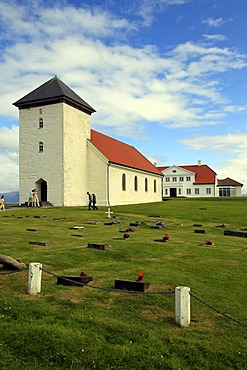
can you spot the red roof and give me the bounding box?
[157,164,216,184]
[91,130,162,176]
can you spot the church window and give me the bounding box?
[134,176,138,191]
[145,178,148,192]
[154,179,157,192]
[39,118,43,129]
[39,141,44,152]
[39,109,42,114]
[122,174,126,191]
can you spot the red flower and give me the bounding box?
[137,272,144,277]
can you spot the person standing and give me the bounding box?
[0,195,5,211]
[87,192,92,210]
[92,193,98,210]
[28,190,34,207]
[33,189,40,207]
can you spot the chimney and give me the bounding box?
[153,162,157,167]
[198,160,201,166]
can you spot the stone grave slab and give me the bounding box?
[224,230,247,238]
[26,229,37,232]
[115,280,150,292]
[57,276,93,286]
[29,241,56,246]
[87,243,110,250]
[194,229,205,234]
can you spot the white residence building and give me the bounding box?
[157,162,243,198]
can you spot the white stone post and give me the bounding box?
[175,286,190,327]
[28,263,42,295]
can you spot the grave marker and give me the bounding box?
[87,243,110,250]
[115,280,150,292]
[57,275,93,286]
[105,208,113,218]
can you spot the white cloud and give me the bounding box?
[203,34,227,41]
[202,17,233,28]
[0,125,19,151]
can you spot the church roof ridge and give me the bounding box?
[13,76,96,114]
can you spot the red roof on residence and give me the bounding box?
[91,130,162,176]
[157,164,216,184]
[217,177,243,187]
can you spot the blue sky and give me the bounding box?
[1,0,247,193]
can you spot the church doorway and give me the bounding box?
[35,179,47,202]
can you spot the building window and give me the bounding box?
[206,188,211,195]
[186,189,191,195]
[179,177,184,182]
[186,176,191,181]
[165,189,168,195]
[219,187,231,197]
[145,178,148,192]
[195,188,200,195]
[165,177,170,182]
[39,118,43,129]
[122,174,126,191]
[172,177,177,182]
[134,176,138,191]
[39,141,44,152]
[39,109,42,114]
[154,179,156,193]
[178,188,181,195]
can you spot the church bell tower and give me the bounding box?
[13,76,96,206]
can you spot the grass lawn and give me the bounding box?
[0,198,246,369]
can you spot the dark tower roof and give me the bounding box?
[13,76,96,115]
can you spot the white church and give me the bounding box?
[14,76,163,207]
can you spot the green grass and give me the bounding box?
[0,198,247,369]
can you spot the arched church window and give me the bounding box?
[154,179,157,193]
[39,141,44,152]
[39,118,43,129]
[134,176,138,191]
[145,178,148,192]
[122,174,126,191]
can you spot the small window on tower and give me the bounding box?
[39,141,44,152]
[39,118,43,129]
[39,109,42,114]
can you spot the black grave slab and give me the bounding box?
[57,276,93,286]
[87,243,110,250]
[26,229,37,232]
[29,241,55,246]
[224,230,247,238]
[150,225,163,229]
[71,234,83,237]
[115,280,150,292]
[194,229,205,234]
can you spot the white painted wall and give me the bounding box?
[19,104,64,205]
[63,104,90,206]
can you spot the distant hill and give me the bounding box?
[2,191,19,203]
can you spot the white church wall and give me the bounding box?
[108,164,163,205]
[87,141,108,206]
[63,104,91,206]
[19,104,64,206]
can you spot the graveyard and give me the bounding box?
[0,197,247,369]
